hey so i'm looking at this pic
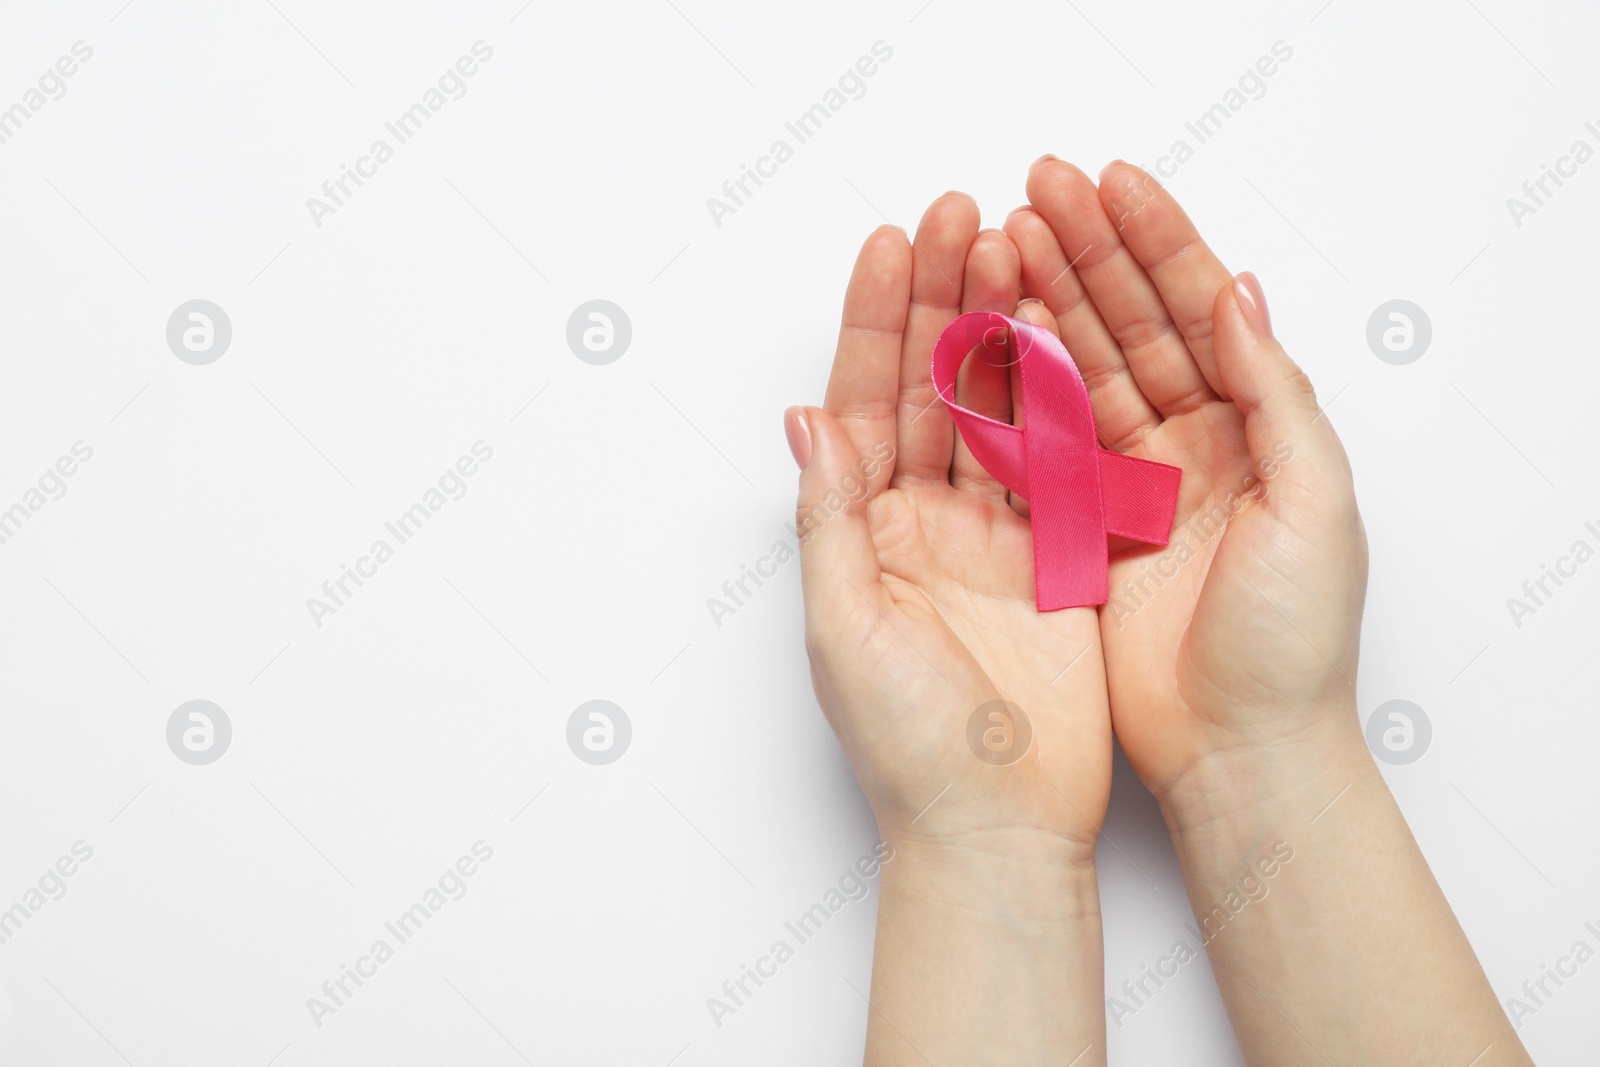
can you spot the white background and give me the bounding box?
[0,0,1596,1063]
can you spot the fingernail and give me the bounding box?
[784,406,812,469]
[1031,153,1058,168]
[1099,159,1128,179]
[1235,272,1273,339]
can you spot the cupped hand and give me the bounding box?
[1004,159,1370,798]
[791,193,1112,863]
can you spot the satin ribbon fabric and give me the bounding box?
[931,310,1182,611]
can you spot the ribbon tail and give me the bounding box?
[1099,450,1182,545]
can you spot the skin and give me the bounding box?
[791,158,1531,1065]
[792,197,1113,1064]
[1009,158,1530,1065]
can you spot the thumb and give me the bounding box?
[788,406,882,624]
[1212,273,1352,502]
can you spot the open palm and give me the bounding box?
[793,194,1113,859]
[1005,159,1369,795]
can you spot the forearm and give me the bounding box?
[1159,710,1529,1066]
[864,834,1106,1067]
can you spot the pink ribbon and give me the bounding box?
[931,311,1182,610]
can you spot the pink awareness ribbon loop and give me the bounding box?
[931,310,1182,611]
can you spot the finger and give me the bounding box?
[1025,158,1217,419]
[1010,297,1063,413]
[823,225,913,496]
[1212,274,1350,510]
[1005,204,1161,451]
[892,192,980,488]
[1099,162,1235,398]
[792,406,884,629]
[950,229,1019,499]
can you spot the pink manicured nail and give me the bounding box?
[784,407,812,469]
[1235,272,1274,339]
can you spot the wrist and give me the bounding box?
[880,831,1101,924]
[1155,705,1377,859]
[875,794,1105,874]
[867,832,1108,1066]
